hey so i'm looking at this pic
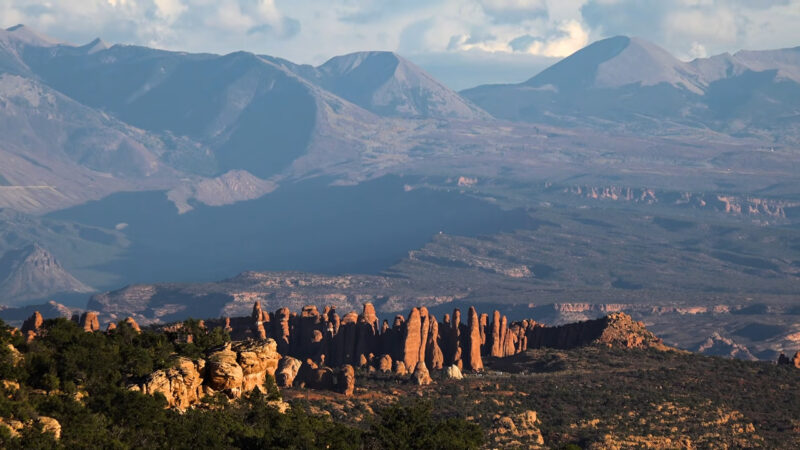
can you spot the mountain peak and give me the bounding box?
[0,244,93,305]
[316,50,488,119]
[526,35,704,93]
[2,24,62,47]
[82,37,110,54]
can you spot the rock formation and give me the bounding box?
[276,356,302,387]
[124,317,141,333]
[21,311,43,339]
[78,312,100,332]
[135,357,205,409]
[133,338,281,408]
[338,364,355,396]
[426,316,444,370]
[0,416,62,440]
[464,307,483,372]
[444,364,463,380]
[413,362,433,386]
[393,361,408,376]
[131,303,671,409]
[401,307,422,371]
[490,410,544,448]
[526,312,666,350]
[377,354,392,373]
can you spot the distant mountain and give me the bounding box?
[263,51,488,120]
[311,51,488,120]
[462,36,800,141]
[0,243,93,305]
[525,36,704,93]
[0,208,126,297]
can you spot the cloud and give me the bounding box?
[580,0,800,59]
[478,0,548,23]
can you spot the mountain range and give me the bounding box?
[462,35,800,140]
[0,23,799,358]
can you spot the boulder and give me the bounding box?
[393,360,408,376]
[276,356,302,387]
[794,351,800,369]
[412,362,433,386]
[0,418,23,438]
[205,345,245,396]
[491,410,544,447]
[377,354,393,373]
[444,364,463,380]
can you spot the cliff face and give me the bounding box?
[526,313,667,350]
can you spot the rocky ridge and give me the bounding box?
[16,302,669,409]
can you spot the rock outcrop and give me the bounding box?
[377,354,392,373]
[130,303,670,408]
[444,364,463,380]
[464,306,483,372]
[124,317,141,333]
[338,364,355,396]
[78,312,100,332]
[133,338,282,408]
[412,362,433,386]
[526,313,666,350]
[0,416,61,440]
[276,356,302,387]
[136,357,205,409]
[21,311,43,341]
[491,410,544,448]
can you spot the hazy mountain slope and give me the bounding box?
[311,51,489,120]
[526,36,704,93]
[20,46,319,178]
[0,208,127,294]
[0,243,93,305]
[0,70,192,212]
[462,36,800,141]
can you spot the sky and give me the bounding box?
[2,0,800,90]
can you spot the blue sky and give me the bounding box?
[3,0,800,89]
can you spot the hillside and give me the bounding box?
[462,36,800,142]
[2,307,798,448]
